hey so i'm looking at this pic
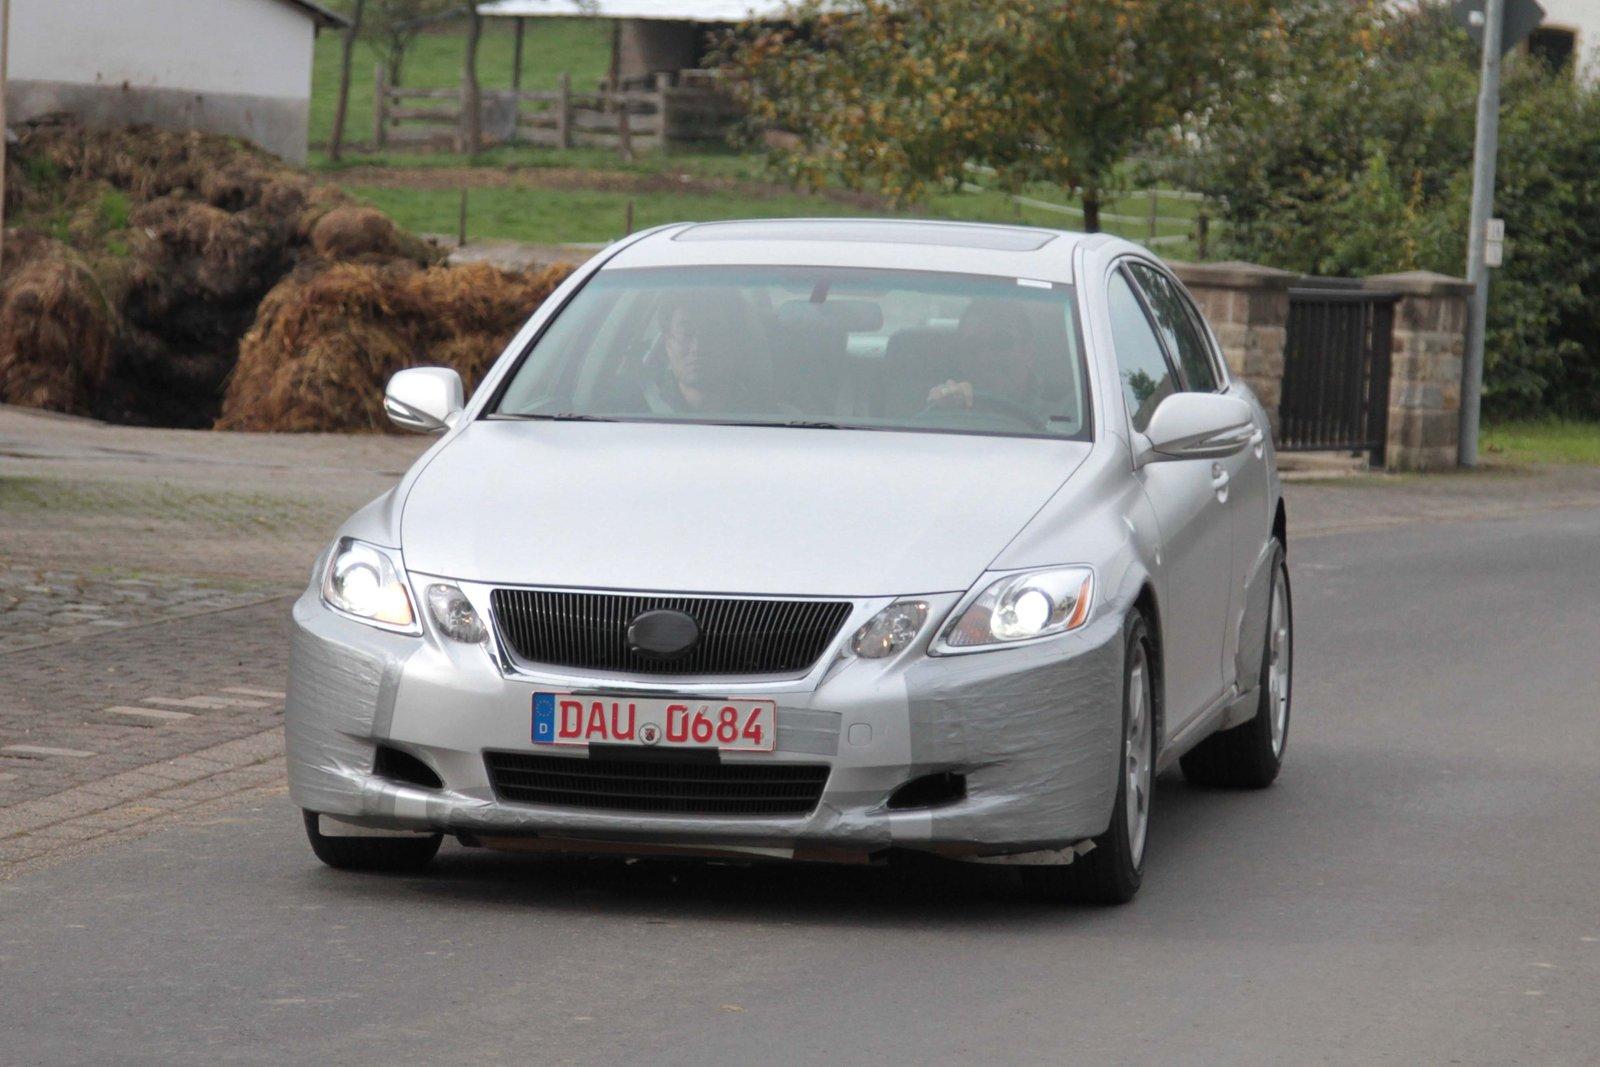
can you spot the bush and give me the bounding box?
[1189,0,1600,418]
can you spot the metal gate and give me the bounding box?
[1279,284,1400,465]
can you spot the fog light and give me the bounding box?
[426,583,487,643]
[851,600,928,659]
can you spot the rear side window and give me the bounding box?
[1106,271,1178,433]
[1127,263,1220,393]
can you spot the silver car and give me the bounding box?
[287,219,1292,904]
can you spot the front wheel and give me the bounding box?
[1023,612,1153,905]
[1180,539,1292,789]
[302,811,443,872]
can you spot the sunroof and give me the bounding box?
[674,219,1059,252]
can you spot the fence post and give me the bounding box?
[1147,189,1158,243]
[373,62,387,151]
[653,72,672,149]
[1196,209,1210,261]
[557,72,572,149]
[617,89,633,161]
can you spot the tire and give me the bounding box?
[1180,539,1292,789]
[1023,612,1153,905]
[302,811,442,872]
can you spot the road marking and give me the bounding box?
[2,744,96,758]
[143,695,270,709]
[105,706,195,723]
[223,686,287,700]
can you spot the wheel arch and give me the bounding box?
[1131,582,1166,754]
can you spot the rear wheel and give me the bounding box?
[1023,613,1152,905]
[302,811,442,872]
[1180,540,1292,789]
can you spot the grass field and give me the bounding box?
[343,172,1205,251]
[1481,419,1600,466]
[310,18,612,149]
[312,20,1207,253]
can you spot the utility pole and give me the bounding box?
[1459,0,1505,468]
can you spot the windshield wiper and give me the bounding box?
[498,412,618,422]
[718,419,864,430]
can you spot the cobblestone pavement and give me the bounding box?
[0,595,297,874]
[0,566,289,653]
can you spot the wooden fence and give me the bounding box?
[373,67,742,155]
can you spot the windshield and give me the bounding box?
[491,266,1091,439]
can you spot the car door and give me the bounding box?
[1126,262,1267,689]
[1106,265,1234,731]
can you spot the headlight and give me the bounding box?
[939,567,1094,650]
[426,583,487,643]
[320,538,418,632]
[851,600,929,659]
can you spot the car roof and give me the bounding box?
[603,218,1112,283]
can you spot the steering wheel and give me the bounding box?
[922,390,1047,431]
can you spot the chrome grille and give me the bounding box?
[489,589,853,676]
[484,751,830,816]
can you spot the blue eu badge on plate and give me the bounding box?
[532,692,556,743]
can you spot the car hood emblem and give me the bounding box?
[627,609,700,658]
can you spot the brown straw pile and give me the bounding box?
[217,260,573,432]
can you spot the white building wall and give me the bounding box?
[1536,0,1600,77]
[6,0,319,162]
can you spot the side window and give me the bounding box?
[1127,263,1219,393]
[1106,271,1178,433]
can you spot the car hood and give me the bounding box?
[400,420,1089,597]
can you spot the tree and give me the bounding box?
[328,0,368,162]
[364,0,460,86]
[1187,0,1600,418]
[721,0,1283,230]
[1182,0,1477,276]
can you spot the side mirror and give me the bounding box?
[384,367,464,433]
[1136,392,1256,464]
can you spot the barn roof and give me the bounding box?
[274,0,350,29]
[476,0,791,21]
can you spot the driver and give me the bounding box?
[925,302,1040,412]
[641,296,739,414]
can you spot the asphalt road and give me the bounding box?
[3,504,1598,1065]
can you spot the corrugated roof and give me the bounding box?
[476,0,791,21]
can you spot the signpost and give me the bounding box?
[1452,0,1545,467]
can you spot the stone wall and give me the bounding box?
[1364,272,1473,471]
[1171,261,1295,429]
[1170,261,1470,471]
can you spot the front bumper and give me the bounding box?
[284,585,1124,860]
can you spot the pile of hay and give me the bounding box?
[0,232,117,413]
[217,260,573,432]
[0,118,438,426]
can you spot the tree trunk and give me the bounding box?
[328,0,366,161]
[387,44,404,88]
[1082,190,1101,234]
[511,17,525,91]
[461,8,483,154]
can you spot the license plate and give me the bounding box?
[532,692,776,752]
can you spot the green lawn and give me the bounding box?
[1481,419,1600,466]
[311,17,612,149]
[351,183,884,245]
[346,177,1207,253]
